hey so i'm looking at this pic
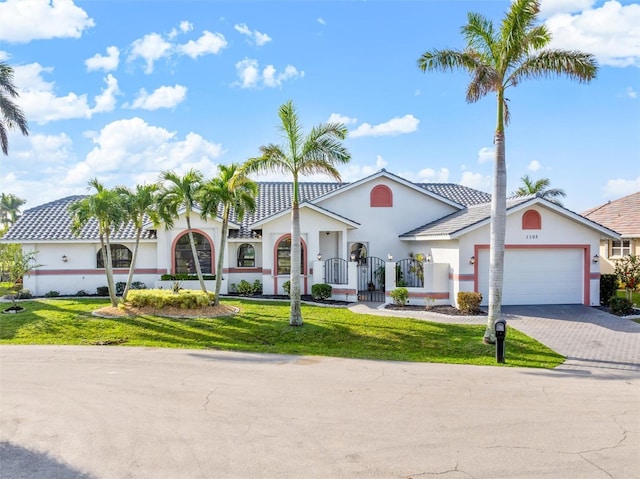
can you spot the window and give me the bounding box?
[610,239,631,257]
[174,232,212,274]
[97,244,132,268]
[370,185,393,207]
[237,243,255,267]
[276,237,305,275]
[350,242,367,266]
[522,210,542,230]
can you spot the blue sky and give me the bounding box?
[1,0,638,214]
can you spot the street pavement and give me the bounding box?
[1,305,639,479]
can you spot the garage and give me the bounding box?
[477,248,584,305]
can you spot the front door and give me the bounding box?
[357,256,385,302]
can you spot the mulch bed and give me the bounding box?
[385,304,487,316]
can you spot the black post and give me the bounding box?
[494,319,507,363]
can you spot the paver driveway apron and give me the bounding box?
[501,305,640,371]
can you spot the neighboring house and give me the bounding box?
[2,169,618,307]
[582,191,640,275]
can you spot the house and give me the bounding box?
[2,169,618,307]
[582,191,640,275]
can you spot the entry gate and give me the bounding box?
[357,256,385,302]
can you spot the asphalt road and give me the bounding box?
[1,345,639,479]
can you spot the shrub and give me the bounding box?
[15,289,32,299]
[76,289,89,297]
[126,289,214,309]
[131,281,147,290]
[609,296,634,316]
[44,290,60,298]
[116,281,126,296]
[253,280,263,294]
[282,280,291,296]
[311,283,332,300]
[390,287,409,306]
[457,292,482,313]
[600,274,618,306]
[96,286,109,296]
[236,280,255,296]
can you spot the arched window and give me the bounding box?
[174,232,212,274]
[350,242,367,265]
[276,236,305,275]
[237,243,255,267]
[370,185,393,207]
[522,210,542,230]
[97,244,132,268]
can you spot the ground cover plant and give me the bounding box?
[0,298,564,368]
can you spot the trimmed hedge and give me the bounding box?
[311,283,332,300]
[457,292,482,313]
[125,289,215,309]
[600,274,618,306]
[160,274,216,281]
[390,287,409,306]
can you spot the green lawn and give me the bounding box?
[616,289,640,306]
[0,298,564,368]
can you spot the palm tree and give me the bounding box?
[0,193,26,227]
[417,0,597,343]
[199,163,258,306]
[157,169,209,294]
[68,179,126,307]
[242,100,351,326]
[0,62,29,155]
[513,174,566,205]
[116,183,160,301]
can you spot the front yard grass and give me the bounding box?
[0,298,564,368]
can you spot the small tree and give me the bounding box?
[614,255,640,303]
[2,249,41,309]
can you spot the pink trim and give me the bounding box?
[589,272,600,279]
[262,269,272,275]
[370,185,393,207]
[408,292,449,299]
[472,244,592,305]
[450,273,474,281]
[522,210,542,230]
[331,288,357,295]
[170,229,215,275]
[34,268,165,276]
[227,267,262,274]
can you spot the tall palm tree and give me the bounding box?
[0,193,26,227]
[68,179,126,307]
[199,163,258,306]
[514,174,566,205]
[157,169,209,294]
[116,183,160,301]
[417,0,597,343]
[0,62,29,155]
[242,100,350,326]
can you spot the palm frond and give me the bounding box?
[463,12,498,60]
[507,49,598,87]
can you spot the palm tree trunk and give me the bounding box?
[102,233,118,307]
[185,215,208,294]
[214,206,229,306]
[485,92,507,343]
[121,228,142,302]
[289,201,303,326]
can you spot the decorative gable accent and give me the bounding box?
[370,185,393,207]
[522,210,541,230]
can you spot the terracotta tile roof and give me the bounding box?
[581,191,640,237]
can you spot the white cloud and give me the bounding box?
[328,113,358,125]
[317,18,326,25]
[65,117,224,188]
[527,160,542,172]
[539,0,596,17]
[402,167,450,183]
[126,84,187,110]
[13,64,117,124]
[168,21,193,40]
[234,23,272,46]
[0,0,94,43]
[0,51,8,61]
[234,58,304,89]
[128,33,173,74]
[91,74,120,114]
[178,31,228,58]
[28,132,75,165]
[625,86,637,99]
[85,46,120,72]
[349,114,419,138]
[459,171,492,191]
[477,147,494,164]
[545,1,640,67]
[602,176,640,199]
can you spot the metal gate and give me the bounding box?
[357,256,385,302]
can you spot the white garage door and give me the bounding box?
[478,248,583,305]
